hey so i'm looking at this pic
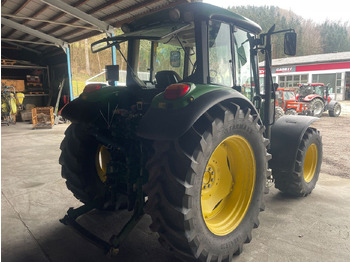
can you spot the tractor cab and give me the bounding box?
[86,2,298,138]
[276,87,311,115]
[89,3,263,108]
[298,83,331,104]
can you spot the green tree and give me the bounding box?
[318,21,350,53]
[228,5,350,60]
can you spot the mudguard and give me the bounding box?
[269,115,319,172]
[61,86,131,123]
[137,88,257,140]
[303,94,322,102]
[61,98,101,123]
[325,100,337,110]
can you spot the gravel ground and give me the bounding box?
[311,100,350,179]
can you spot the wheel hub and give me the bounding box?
[95,145,111,183]
[202,167,216,189]
[304,143,318,183]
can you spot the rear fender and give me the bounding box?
[303,94,322,102]
[61,86,129,123]
[137,88,258,140]
[325,100,338,110]
[269,115,319,172]
[61,97,101,123]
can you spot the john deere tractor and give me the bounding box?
[59,3,322,261]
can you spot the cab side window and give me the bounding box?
[234,29,253,98]
[208,21,233,87]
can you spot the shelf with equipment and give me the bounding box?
[1,62,52,107]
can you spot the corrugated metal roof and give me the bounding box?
[261,52,350,67]
[1,0,190,55]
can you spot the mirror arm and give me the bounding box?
[266,28,295,36]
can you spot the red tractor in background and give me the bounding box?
[275,87,312,118]
[297,83,341,117]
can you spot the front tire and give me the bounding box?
[273,128,322,196]
[275,106,284,120]
[285,108,297,115]
[144,103,269,261]
[310,98,324,117]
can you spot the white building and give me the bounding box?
[259,52,350,100]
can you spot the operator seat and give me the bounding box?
[155,70,182,89]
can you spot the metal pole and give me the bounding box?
[263,25,275,143]
[110,32,117,86]
[66,46,74,101]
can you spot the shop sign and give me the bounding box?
[273,66,296,73]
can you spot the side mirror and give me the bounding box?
[105,65,119,85]
[170,51,181,67]
[284,32,297,56]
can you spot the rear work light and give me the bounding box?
[164,83,190,100]
[83,84,103,93]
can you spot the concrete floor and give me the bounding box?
[2,121,350,262]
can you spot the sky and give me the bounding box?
[203,0,350,24]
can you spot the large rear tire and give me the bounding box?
[273,127,322,197]
[144,103,269,261]
[59,123,110,206]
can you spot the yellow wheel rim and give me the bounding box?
[303,143,318,183]
[201,135,256,236]
[95,145,111,183]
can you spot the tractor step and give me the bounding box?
[60,206,112,252]
[60,201,144,256]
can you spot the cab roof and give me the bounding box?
[128,2,262,35]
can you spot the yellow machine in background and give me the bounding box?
[1,85,24,125]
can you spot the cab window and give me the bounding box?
[208,21,233,87]
[234,28,253,99]
[154,43,185,77]
[136,25,196,85]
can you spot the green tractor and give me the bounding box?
[59,3,322,261]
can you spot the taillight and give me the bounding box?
[164,83,190,100]
[83,84,102,93]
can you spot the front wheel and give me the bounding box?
[328,102,341,117]
[275,106,284,120]
[144,103,269,261]
[273,128,322,196]
[310,98,324,117]
[285,108,297,115]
